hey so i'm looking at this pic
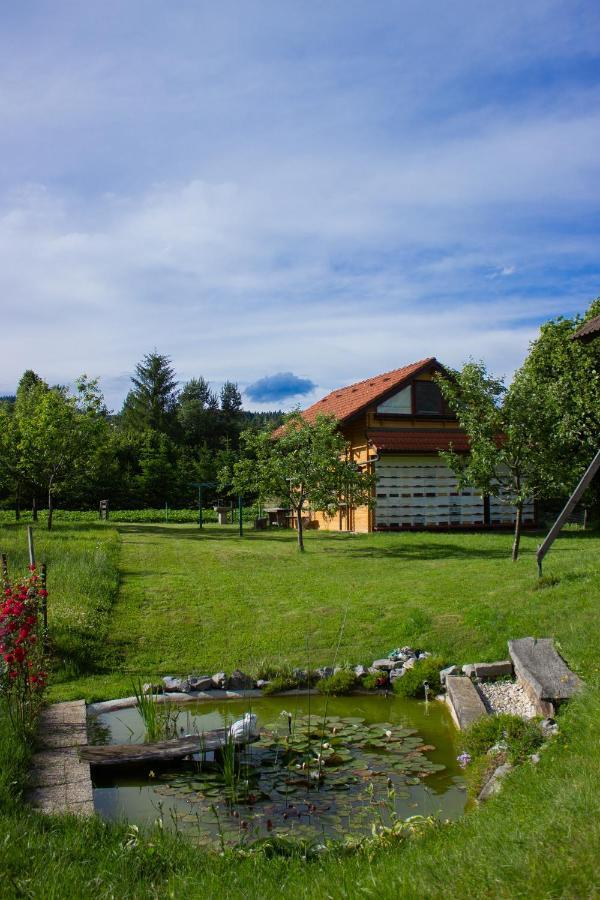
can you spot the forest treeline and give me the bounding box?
[0,353,283,515]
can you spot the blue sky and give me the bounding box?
[1,1,599,409]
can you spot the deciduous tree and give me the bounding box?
[437,363,558,560]
[223,413,375,551]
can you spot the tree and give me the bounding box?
[437,362,558,561]
[122,352,178,433]
[17,377,107,529]
[0,403,21,518]
[136,430,179,507]
[177,377,219,447]
[222,413,375,551]
[219,381,244,447]
[519,297,600,516]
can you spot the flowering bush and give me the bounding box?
[0,565,47,734]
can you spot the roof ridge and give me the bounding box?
[319,357,435,399]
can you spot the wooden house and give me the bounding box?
[295,357,534,533]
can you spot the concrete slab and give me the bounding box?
[446,676,488,730]
[28,701,94,817]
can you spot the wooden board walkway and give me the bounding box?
[80,729,259,767]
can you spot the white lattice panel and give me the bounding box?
[374,455,485,527]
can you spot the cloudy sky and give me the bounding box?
[1,1,599,410]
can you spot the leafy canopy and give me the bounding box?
[222,412,375,549]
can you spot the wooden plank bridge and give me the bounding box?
[79,729,259,768]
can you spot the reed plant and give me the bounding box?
[132,680,180,742]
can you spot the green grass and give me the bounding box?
[6,521,591,702]
[0,507,254,525]
[0,520,598,898]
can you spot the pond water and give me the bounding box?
[90,695,467,847]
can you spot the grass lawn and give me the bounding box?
[0,520,598,898]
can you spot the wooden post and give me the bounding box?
[537,448,600,576]
[40,562,48,650]
[27,525,36,568]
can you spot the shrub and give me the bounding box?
[460,713,543,764]
[392,656,445,698]
[261,674,300,694]
[362,672,387,690]
[0,566,47,736]
[317,668,358,695]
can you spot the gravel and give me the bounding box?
[477,681,537,718]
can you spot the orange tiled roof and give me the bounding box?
[368,429,470,453]
[299,358,435,424]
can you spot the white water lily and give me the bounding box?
[385,730,393,741]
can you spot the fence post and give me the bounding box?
[27,525,36,568]
[40,562,48,651]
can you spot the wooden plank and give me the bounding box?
[508,638,583,704]
[79,730,259,767]
[536,450,600,575]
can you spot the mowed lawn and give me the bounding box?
[4,520,590,701]
[1,520,599,898]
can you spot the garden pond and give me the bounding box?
[89,695,467,847]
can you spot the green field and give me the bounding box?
[0,521,598,898]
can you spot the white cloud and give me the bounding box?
[0,2,598,408]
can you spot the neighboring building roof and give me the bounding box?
[572,314,600,343]
[368,429,470,453]
[298,358,436,424]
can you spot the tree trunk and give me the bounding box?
[512,503,523,562]
[32,496,38,522]
[15,481,20,521]
[296,505,305,552]
[47,485,54,531]
[583,506,589,530]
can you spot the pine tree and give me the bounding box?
[122,352,178,433]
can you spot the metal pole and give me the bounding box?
[238,495,243,537]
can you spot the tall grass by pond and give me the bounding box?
[0,522,120,689]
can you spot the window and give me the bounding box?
[414,380,443,415]
[376,385,411,414]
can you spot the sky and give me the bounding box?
[1,1,599,411]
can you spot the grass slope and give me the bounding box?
[14,521,594,701]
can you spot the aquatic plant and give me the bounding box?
[132,680,180,742]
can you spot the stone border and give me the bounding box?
[28,700,94,816]
[87,686,385,716]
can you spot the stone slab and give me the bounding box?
[472,660,513,680]
[478,763,513,801]
[445,676,488,730]
[508,638,583,703]
[28,701,94,817]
